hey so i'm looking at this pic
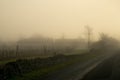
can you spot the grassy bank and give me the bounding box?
[13,53,101,80]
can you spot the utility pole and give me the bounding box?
[85,25,92,50]
[16,44,19,59]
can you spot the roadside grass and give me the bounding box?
[13,53,100,80]
[0,59,16,65]
[65,49,88,55]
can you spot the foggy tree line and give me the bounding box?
[0,36,86,60]
[0,26,120,60]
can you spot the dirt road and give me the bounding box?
[82,52,120,80]
[41,53,114,80]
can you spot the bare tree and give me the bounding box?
[91,33,120,52]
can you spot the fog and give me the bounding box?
[2,1,120,80]
[0,0,120,41]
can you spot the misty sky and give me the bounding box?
[0,0,120,41]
